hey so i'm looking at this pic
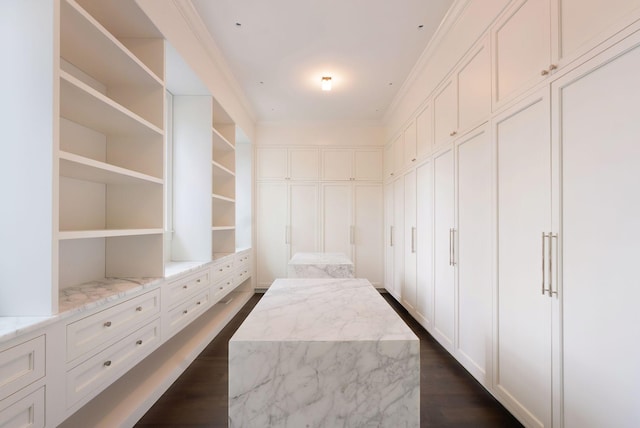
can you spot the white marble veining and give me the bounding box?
[287,252,355,279]
[229,278,419,427]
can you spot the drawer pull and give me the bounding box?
[183,310,188,315]
[196,301,202,305]
[183,285,188,289]
[219,286,224,290]
[104,360,112,367]
[449,130,457,137]
[219,268,223,272]
[197,279,201,283]
[136,339,143,345]
[136,306,142,312]
[104,321,112,327]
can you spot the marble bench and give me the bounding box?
[287,252,355,278]
[229,278,420,427]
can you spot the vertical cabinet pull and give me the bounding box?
[541,232,559,297]
[449,228,454,266]
[411,227,416,253]
[390,226,394,247]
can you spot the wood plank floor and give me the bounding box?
[135,293,522,427]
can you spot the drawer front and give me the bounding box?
[166,269,210,308]
[236,265,251,286]
[235,252,251,267]
[212,259,234,277]
[66,318,161,408]
[66,289,160,362]
[0,386,45,428]
[167,290,211,336]
[0,336,45,402]
[213,274,235,298]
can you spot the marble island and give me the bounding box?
[287,252,355,278]
[229,278,419,427]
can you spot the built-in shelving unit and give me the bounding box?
[58,0,165,289]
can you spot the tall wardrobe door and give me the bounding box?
[321,183,352,257]
[289,183,319,257]
[433,146,455,352]
[403,169,417,311]
[256,182,288,288]
[556,39,640,428]
[384,182,395,294]
[392,177,405,300]
[416,160,433,329]
[494,90,552,428]
[353,184,383,287]
[455,125,492,383]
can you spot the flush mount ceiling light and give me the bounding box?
[321,76,332,91]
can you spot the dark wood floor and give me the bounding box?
[135,293,522,427]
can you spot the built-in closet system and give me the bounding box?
[0,0,254,426]
[384,0,640,426]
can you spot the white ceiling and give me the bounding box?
[191,0,454,122]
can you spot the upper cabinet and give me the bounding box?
[322,148,382,181]
[434,37,491,147]
[403,120,417,167]
[384,143,394,181]
[416,103,433,161]
[256,147,319,181]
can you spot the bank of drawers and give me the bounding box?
[0,336,46,428]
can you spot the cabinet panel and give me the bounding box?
[256,147,287,180]
[433,80,457,146]
[392,178,405,300]
[433,147,455,351]
[556,39,640,428]
[415,161,433,327]
[289,148,319,181]
[458,39,491,132]
[289,183,319,257]
[416,104,433,160]
[493,0,551,105]
[455,126,492,381]
[256,182,288,287]
[495,91,551,428]
[383,143,394,180]
[384,182,394,293]
[321,149,352,181]
[393,134,404,174]
[404,120,417,166]
[353,184,383,287]
[0,336,45,402]
[321,183,352,256]
[402,170,417,311]
[354,149,383,181]
[0,387,45,428]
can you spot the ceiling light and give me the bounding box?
[321,76,332,91]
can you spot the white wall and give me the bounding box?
[256,120,384,147]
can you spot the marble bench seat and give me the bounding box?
[229,278,420,427]
[287,252,355,278]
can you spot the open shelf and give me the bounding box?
[211,160,235,177]
[58,229,163,240]
[60,71,162,137]
[59,151,163,185]
[212,126,235,150]
[212,194,235,203]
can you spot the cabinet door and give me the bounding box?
[384,182,394,293]
[404,120,417,166]
[353,184,383,287]
[256,182,288,288]
[416,160,433,329]
[416,103,433,160]
[455,125,492,383]
[289,148,319,181]
[393,134,404,174]
[256,147,287,180]
[493,0,552,106]
[354,149,382,181]
[383,142,394,180]
[322,149,352,181]
[494,90,551,428]
[289,183,319,257]
[321,183,352,257]
[433,147,455,352]
[555,38,640,428]
[457,38,491,132]
[392,177,405,300]
[433,79,458,147]
[402,170,417,311]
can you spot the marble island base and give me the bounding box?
[287,252,355,279]
[229,278,419,427]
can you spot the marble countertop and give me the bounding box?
[231,278,416,343]
[288,252,353,266]
[0,257,234,346]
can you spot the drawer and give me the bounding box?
[236,265,251,286]
[0,336,45,402]
[212,259,234,277]
[166,289,211,336]
[213,274,235,298]
[66,318,160,408]
[0,386,45,428]
[66,289,160,362]
[166,269,210,308]
[235,252,251,267]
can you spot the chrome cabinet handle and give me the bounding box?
[411,227,416,253]
[104,360,112,367]
[451,228,456,266]
[104,321,112,327]
[390,226,394,247]
[449,131,457,137]
[136,339,143,345]
[541,69,549,76]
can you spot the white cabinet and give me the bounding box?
[320,183,383,286]
[432,145,455,353]
[493,89,552,428]
[383,181,395,294]
[402,169,417,312]
[393,134,404,175]
[416,103,433,160]
[415,160,433,328]
[552,33,640,428]
[392,177,405,300]
[0,387,45,428]
[257,147,319,181]
[256,182,318,288]
[321,148,382,181]
[492,0,553,107]
[403,120,417,167]
[434,37,491,146]
[383,143,394,181]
